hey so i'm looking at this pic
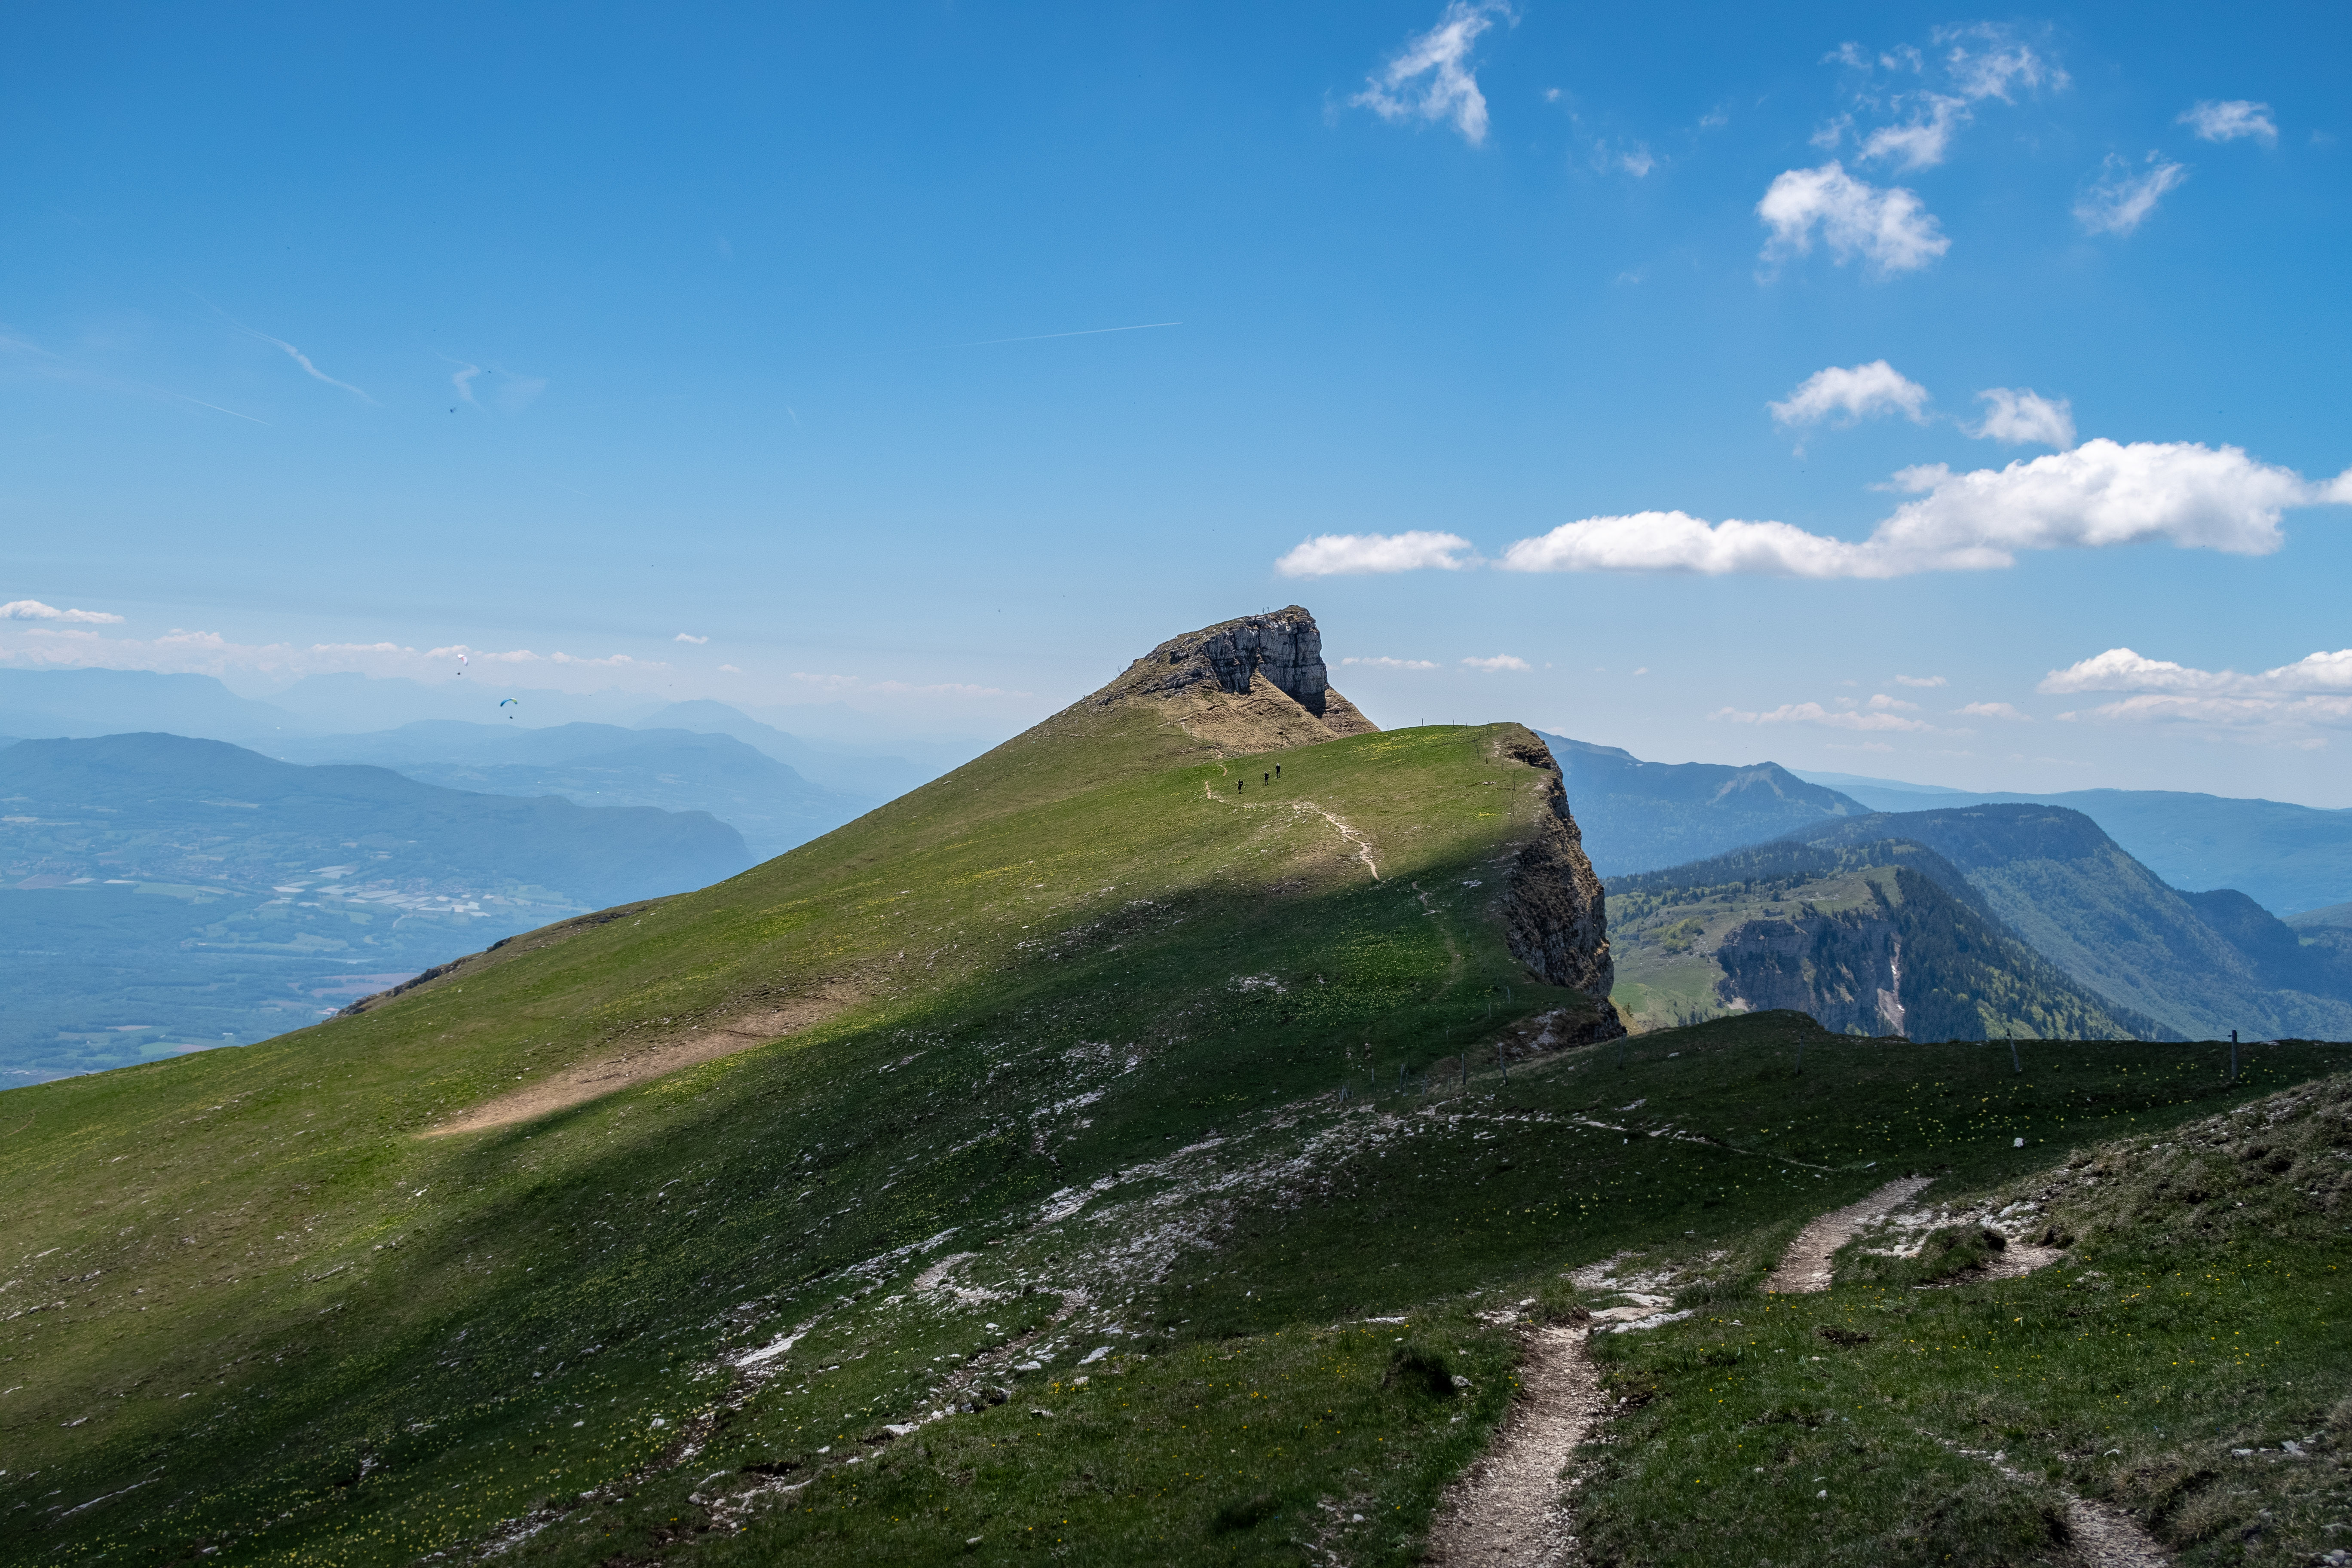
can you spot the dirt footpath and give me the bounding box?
[1424,1325,1605,1566]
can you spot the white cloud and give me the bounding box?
[1714,701,1935,733]
[1936,26,2061,101]
[718,663,742,673]
[1351,1,1513,147]
[1498,441,2347,579]
[2179,100,2277,144]
[1341,655,1440,671]
[1858,95,1969,170]
[1971,387,2076,447]
[1957,700,2029,720]
[1826,27,2061,171]
[1461,654,1531,672]
[1894,674,1947,687]
[2074,154,2190,236]
[1,599,123,624]
[2040,646,2352,698]
[1756,163,1949,275]
[675,632,710,644]
[1276,530,1477,577]
[450,361,483,407]
[2035,646,2352,740]
[1769,360,1931,427]
[1865,693,1920,712]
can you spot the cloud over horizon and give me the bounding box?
[1971,388,2076,447]
[2,599,124,624]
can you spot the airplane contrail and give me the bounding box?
[948,321,1182,349]
[189,290,378,404]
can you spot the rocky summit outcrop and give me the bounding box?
[1091,605,1378,754]
[1491,729,1623,1039]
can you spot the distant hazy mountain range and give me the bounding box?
[264,721,874,861]
[1798,770,2352,917]
[0,733,753,1083]
[1536,733,1872,876]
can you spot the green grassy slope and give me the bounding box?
[7,681,2347,1568]
[0,707,1607,1564]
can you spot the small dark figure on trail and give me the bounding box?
[1236,780,1243,792]
[1263,772,1269,783]
[1275,764,1282,778]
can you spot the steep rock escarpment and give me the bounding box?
[1491,729,1623,1041]
[1715,909,1906,1037]
[1093,605,1378,752]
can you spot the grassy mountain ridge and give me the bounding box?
[9,610,2348,1568]
[1605,838,2159,1040]
[0,637,1621,1562]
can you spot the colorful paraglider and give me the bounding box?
[499,698,519,721]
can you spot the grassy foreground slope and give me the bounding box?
[0,608,1615,1565]
[6,607,2347,1568]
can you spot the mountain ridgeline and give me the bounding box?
[1536,732,1871,877]
[1605,837,2158,1041]
[1799,805,2352,1042]
[11,607,2352,1568]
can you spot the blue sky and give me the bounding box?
[3,2,2346,800]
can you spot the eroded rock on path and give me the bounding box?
[1764,1175,1934,1293]
[1424,1326,1605,1567]
[1943,1441,2171,1567]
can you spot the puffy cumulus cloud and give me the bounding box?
[2179,100,2277,144]
[2040,646,2352,698]
[1971,387,2076,447]
[1461,654,1531,672]
[1713,701,1935,733]
[1757,163,1949,275]
[2039,646,2352,735]
[1501,441,2342,579]
[1351,1,1513,147]
[1275,530,1477,577]
[1894,674,1947,687]
[675,632,710,644]
[1341,655,1440,671]
[2075,154,2190,236]
[1500,511,1870,576]
[1,599,123,624]
[1957,700,2029,720]
[1770,360,1932,427]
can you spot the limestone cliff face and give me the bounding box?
[1713,909,1907,1037]
[1094,605,1378,753]
[1490,729,1622,1037]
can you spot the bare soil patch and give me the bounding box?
[1764,1176,1934,1294]
[1424,1325,1605,1567]
[422,987,859,1137]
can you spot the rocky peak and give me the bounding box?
[1092,605,1376,748]
[1130,605,1335,717]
